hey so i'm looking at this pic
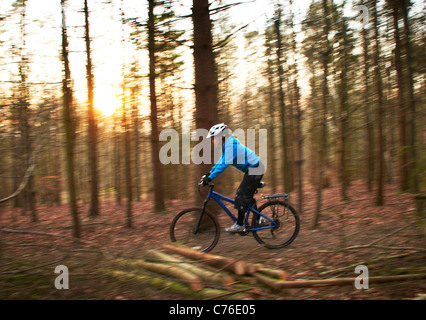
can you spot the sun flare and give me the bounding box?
[94,86,120,116]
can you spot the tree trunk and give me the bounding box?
[84,0,99,217]
[132,86,141,202]
[192,0,218,182]
[337,16,350,200]
[290,0,303,213]
[113,111,122,206]
[362,21,374,192]
[16,0,37,222]
[61,0,80,238]
[274,6,292,193]
[122,89,132,228]
[148,0,165,212]
[390,0,409,192]
[400,0,418,193]
[372,0,385,206]
[312,0,331,228]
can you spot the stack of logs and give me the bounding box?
[102,243,426,299]
[103,243,288,300]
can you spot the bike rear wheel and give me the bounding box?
[169,207,220,253]
[251,200,300,249]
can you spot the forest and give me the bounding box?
[0,0,425,301]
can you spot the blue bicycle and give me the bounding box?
[170,181,300,252]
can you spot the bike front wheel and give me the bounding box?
[169,207,220,253]
[251,200,300,249]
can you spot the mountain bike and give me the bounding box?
[169,181,300,252]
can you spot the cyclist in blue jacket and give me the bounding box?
[200,123,265,232]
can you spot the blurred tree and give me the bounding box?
[359,0,375,192]
[151,0,184,209]
[400,0,419,193]
[148,0,165,212]
[61,0,80,238]
[263,24,278,194]
[388,0,409,192]
[302,0,332,227]
[335,7,355,200]
[11,0,37,221]
[84,0,100,217]
[288,0,304,214]
[273,4,292,193]
[192,0,218,182]
[372,0,385,206]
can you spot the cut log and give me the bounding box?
[275,273,426,289]
[99,268,250,300]
[116,258,203,292]
[253,272,286,291]
[255,266,288,280]
[143,249,235,288]
[244,262,262,274]
[162,243,247,275]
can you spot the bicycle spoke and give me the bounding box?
[170,208,220,252]
[252,200,300,249]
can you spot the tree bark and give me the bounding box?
[372,0,385,206]
[61,0,80,238]
[361,21,374,192]
[337,15,350,200]
[390,0,409,192]
[148,0,165,212]
[400,0,418,193]
[192,0,218,182]
[274,5,292,193]
[84,0,99,217]
[122,88,132,228]
[289,0,304,214]
[312,0,331,228]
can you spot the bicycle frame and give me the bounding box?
[196,184,276,232]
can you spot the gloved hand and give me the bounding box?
[199,174,212,186]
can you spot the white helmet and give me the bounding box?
[206,123,228,139]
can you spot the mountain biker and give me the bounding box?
[199,123,265,232]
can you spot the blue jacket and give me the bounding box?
[208,136,260,180]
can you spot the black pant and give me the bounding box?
[234,161,265,225]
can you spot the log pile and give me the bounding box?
[100,243,426,299]
[100,243,289,300]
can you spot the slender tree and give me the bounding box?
[312,0,331,228]
[400,0,419,193]
[148,0,165,212]
[273,4,292,193]
[360,4,375,192]
[289,0,303,214]
[388,0,409,192]
[84,0,100,217]
[336,11,352,200]
[19,0,36,221]
[121,82,132,228]
[264,25,277,194]
[61,0,80,238]
[372,0,385,206]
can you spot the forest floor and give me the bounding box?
[1,181,425,300]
